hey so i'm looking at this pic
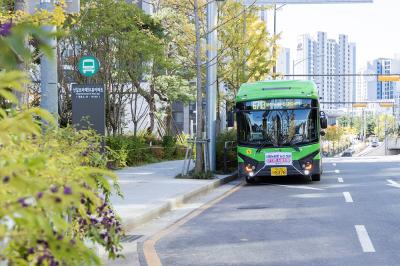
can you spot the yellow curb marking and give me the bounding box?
[143,182,243,266]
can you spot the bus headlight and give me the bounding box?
[245,164,255,172]
[302,161,313,171]
[245,164,255,177]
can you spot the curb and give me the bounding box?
[122,172,237,232]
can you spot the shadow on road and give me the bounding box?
[245,175,312,186]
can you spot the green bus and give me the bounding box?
[236,80,327,184]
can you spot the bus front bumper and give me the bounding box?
[239,160,321,179]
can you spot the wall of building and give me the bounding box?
[296,32,356,111]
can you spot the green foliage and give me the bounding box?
[0,19,122,265]
[162,135,177,159]
[216,129,237,172]
[374,114,397,139]
[106,134,187,168]
[324,125,344,143]
[177,170,214,180]
[106,135,154,167]
[218,1,277,103]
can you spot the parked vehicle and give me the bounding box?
[341,151,353,157]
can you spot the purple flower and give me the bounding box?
[55,197,62,203]
[50,185,58,193]
[27,247,34,254]
[18,197,28,207]
[37,191,43,199]
[63,186,72,195]
[2,176,10,183]
[0,22,12,37]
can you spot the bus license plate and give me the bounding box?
[271,167,287,176]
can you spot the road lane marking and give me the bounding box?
[387,179,400,188]
[143,182,243,266]
[343,192,353,202]
[338,177,344,183]
[271,184,324,191]
[334,169,340,174]
[355,225,376,253]
[333,163,337,166]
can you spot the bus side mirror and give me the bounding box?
[227,109,235,127]
[320,111,328,129]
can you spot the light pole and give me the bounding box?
[39,0,58,122]
[206,0,225,172]
[272,3,286,79]
[292,54,325,79]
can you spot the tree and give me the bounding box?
[217,1,277,105]
[374,114,396,140]
[324,125,344,152]
[58,0,164,134]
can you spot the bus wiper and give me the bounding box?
[256,139,277,153]
[288,136,305,152]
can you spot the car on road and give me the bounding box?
[371,140,379,147]
[341,151,353,157]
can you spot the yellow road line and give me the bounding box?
[143,182,244,266]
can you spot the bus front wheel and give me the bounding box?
[245,176,256,184]
[312,174,321,181]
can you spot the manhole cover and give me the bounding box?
[121,235,143,243]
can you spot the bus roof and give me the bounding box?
[236,80,319,102]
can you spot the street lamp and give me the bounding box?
[292,54,325,79]
[206,0,225,172]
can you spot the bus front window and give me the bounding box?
[237,108,318,147]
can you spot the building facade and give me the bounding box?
[295,32,357,110]
[276,47,291,78]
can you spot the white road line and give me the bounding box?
[272,184,325,191]
[333,163,337,166]
[334,169,340,174]
[343,192,353,203]
[387,179,400,188]
[355,225,376,253]
[338,177,344,183]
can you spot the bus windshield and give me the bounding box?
[237,106,318,147]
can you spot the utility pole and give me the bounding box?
[272,3,277,79]
[206,0,220,172]
[39,0,58,123]
[14,0,27,107]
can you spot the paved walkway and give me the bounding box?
[110,160,236,230]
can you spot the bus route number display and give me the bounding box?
[250,99,311,110]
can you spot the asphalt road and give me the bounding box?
[357,142,386,156]
[153,156,400,266]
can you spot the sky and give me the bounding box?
[266,0,400,70]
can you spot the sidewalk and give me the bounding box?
[110,160,236,231]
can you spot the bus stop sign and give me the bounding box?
[71,84,105,135]
[78,56,100,77]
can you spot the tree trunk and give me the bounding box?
[193,0,203,174]
[165,104,173,136]
[149,84,156,132]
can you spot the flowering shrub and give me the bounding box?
[0,18,123,265]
